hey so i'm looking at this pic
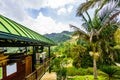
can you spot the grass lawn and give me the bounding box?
[69,75,107,80]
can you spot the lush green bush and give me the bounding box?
[113,66,120,75]
[69,75,107,80]
[97,70,108,77]
[67,67,78,76]
[67,67,94,76]
[86,67,93,75]
[99,66,120,80]
[67,66,110,77]
[56,67,67,80]
[77,68,88,75]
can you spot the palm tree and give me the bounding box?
[70,0,120,79]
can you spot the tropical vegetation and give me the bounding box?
[70,0,120,79]
[49,0,120,80]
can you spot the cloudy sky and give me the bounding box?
[0,0,86,34]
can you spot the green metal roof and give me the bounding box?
[0,14,55,46]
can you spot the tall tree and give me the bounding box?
[70,0,120,79]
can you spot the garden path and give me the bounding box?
[115,62,120,66]
[41,72,57,80]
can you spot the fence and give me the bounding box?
[25,58,52,80]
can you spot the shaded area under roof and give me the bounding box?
[0,14,55,46]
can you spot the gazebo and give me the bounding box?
[0,14,55,80]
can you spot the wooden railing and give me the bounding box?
[25,57,53,80]
[37,64,44,79]
[25,71,37,80]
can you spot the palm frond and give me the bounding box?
[76,0,101,16]
[95,0,110,14]
[85,11,94,28]
[76,0,110,16]
[97,0,120,34]
[98,0,119,23]
[76,2,92,16]
[69,24,90,37]
[92,16,101,30]
[82,23,91,32]
[109,11,120,24]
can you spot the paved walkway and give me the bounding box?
[41,72,57,80]
[115,62,120,66]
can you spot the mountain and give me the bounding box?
[44,31,72,43]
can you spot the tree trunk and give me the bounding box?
[93,57,98,80]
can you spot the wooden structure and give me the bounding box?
[0,14,55,80]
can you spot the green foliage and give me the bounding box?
[71,45,86,68]
[52,38,93,68]
[100,25,118,42]
[67,67,78,76]
[115,50,120,62]
[77,40,88,47]
[67,67,86,76]
[69,75,107,80]
[96,28,120,66]
[71,0,120,70]
[67,66,109,77]
[57,67,67,80]
[80,51,93,68]
[50,1,120,80]
[67,67,94,76]
[100,66,120,80]
[98,39,119,66]
[71,44,93,68]
[114,29,120,45]
[52,58,61,71]
[51,57,68,80]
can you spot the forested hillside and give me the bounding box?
[44,31,72,43]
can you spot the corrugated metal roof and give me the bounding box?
[0,14,55,46]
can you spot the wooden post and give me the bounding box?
[48,46,51,73]
[25,46,27,55]
[32,46,36,71]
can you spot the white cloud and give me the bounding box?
[0,0,80,21]
[20,0,80,9]
[67,6,73,13]
[0,0,82,34]
[22,12,70,34]
[0,0,27,21]
[45,0,76,8]
[57,8,67,15]
[57,5,73,15]
[22,0,46,9]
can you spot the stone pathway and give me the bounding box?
[41,72,57,80]
[115,62,120,66]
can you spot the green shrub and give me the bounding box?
[112,66,120,75]
[67,67,94,76]
[97,70,108,77]
[67,67,78,76]
[67,66,111,77]
[69,75,107,80]
[99,66,120,80]
[77,68,87,75]
[86,67,93,75]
